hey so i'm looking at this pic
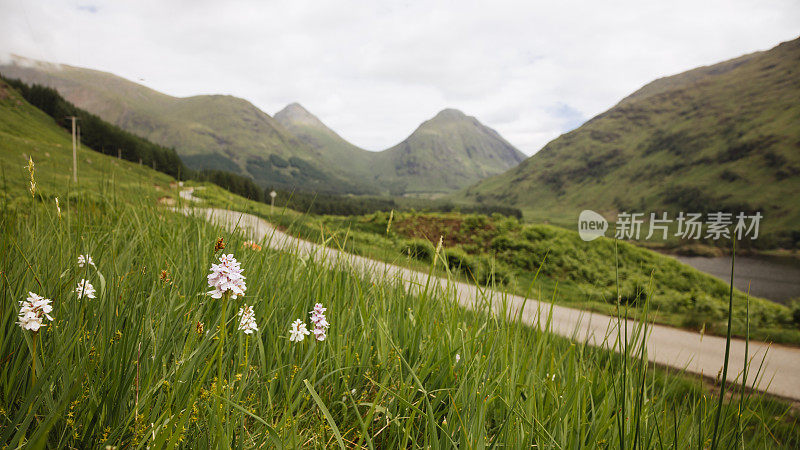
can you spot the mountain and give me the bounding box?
[0,56,366,194]
[464,37,800,247]
[274,103,370,163]
[274,103,379,187]
[276,104,527,195]
[372,109,527,194]
[2,57,526,196]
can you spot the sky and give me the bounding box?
[1,0,798,155]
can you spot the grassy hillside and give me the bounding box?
[3,177,799,447]
[0,58,367,194]
[277,104,527,195]
[236,208,799,344]
[3,76,799,446]
[0,78,177,207]
[464,37,800,249]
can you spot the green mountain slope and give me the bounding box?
[2,58,527,196]
[373,109,527,195]
[464,37,800,248]
[276,104,527,195]
[274,103,380,189]
[0,57,365,194]
[274,103,373,165]
[0,78,176,205]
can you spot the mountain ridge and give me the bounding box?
[0,56,370,194]
[275,102,527,195]
[1,55,526,195]
[463,36,800,247]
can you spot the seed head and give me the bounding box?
[386,210,394,234]
[214,237,225,252]
[26,157,35,197]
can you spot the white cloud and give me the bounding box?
[1,0,798,154]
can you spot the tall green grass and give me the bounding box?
[1,195,797,447]
[243,208,799,344]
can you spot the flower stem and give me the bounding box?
[31,332,38,386]
[217,292,230,435]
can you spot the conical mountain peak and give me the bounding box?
[432,108,468,120]
[274,102,326,128]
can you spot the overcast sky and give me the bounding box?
[1,0,798,154]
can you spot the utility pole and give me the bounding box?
[68,116,78,183]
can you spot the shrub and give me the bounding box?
[681,293,726,330]
[617,289,648,307]
[443,248,477,276]
[495,216,521,233]
[521,225,555,242]
[474,255,514,286]
[791,301,800,327]
[269,153,289,168]
[401,239,434,262]
[463,214,489,232]
[491,234,532,252]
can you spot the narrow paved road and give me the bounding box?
[179,186,202,202]
[180,205,800,401]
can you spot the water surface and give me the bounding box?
[671,254,800,304]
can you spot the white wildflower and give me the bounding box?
[77,254,95,268]
[75,279,96,299]
[289,319,310,343]
[455,353,461,363]
[55,197,61,219]
[207,253,247,299]
[237,305,258,335]
[17,292,54,331]
[309,303,329,341]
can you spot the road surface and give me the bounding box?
[179,205,800,401]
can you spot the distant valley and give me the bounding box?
[3,37,799,249]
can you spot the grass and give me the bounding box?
[0,77,178,211]
[2,188,799,447]
[196,199,799,345]
[3,67,799,446]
